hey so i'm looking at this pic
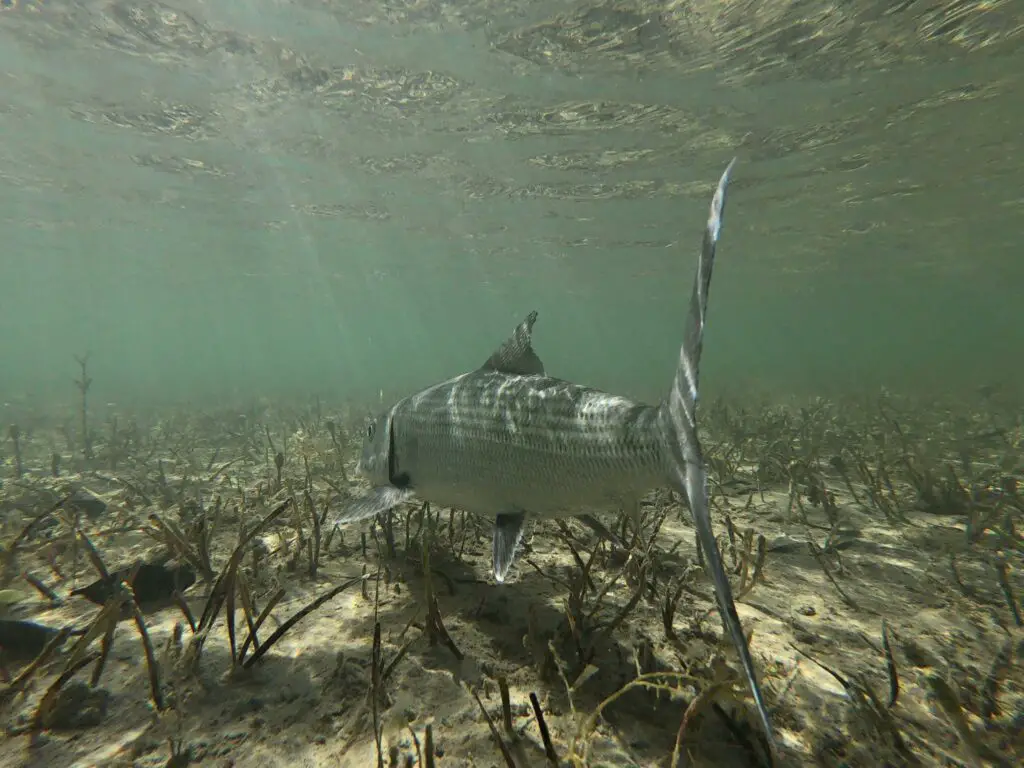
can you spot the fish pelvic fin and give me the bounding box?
[492,511,527,583]
[660,160,777,756]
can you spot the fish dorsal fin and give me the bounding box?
[481,310,545,375]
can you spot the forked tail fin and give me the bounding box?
[660,159,777,755]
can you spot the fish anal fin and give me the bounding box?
[481,311,545,376]
[492,511,527,583]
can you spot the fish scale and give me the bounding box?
[391,371,666,518]
[335,160,778,758]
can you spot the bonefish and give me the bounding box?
[336,160,775,751]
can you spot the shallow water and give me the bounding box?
[0,5,1022,767]
[1,1,1021,406]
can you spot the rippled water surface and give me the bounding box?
[1,1,1022,402]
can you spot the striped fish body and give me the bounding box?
[340,162,777,755]
[388,370,667,519]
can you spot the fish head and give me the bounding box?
[357,410,393,485]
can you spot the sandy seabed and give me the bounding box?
[0,397,1021,768]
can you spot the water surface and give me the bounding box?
[1,1,1021,406]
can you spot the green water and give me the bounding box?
[1,1,1022,409]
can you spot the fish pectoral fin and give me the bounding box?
[333,486,414,525]
[481,311,546,376]
[492,511,528,583]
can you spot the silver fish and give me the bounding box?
[337,160,775,751]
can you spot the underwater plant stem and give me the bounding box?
[74,354,92,461]
[7,425,22,479]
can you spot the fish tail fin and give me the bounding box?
[660,159,777,755]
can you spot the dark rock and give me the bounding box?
[70,561,196,607]
[0,618,81,659]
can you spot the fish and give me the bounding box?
[334,160,776,751]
